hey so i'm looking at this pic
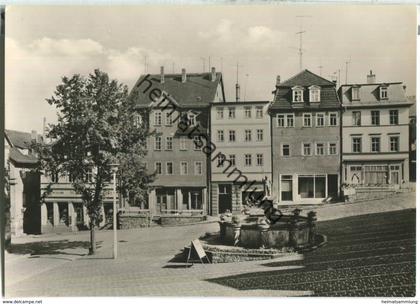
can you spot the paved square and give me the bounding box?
[5,194,416,297]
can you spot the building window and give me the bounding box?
[194,161,203,175]
[316,143,325,155]
[329,113,338,126]
[228,107,236,119]
[166,162,173,175]
[371,136,380,152]
[292,86,304,102]
[188,114,196,126]
[155,162,162,174]
[256,106,263,118]
[371,111,380,126]
[229,130,236,142]
[352,111,361,126]
[165,112,172,126]
[154,111,162,126]
[180,137,187,151]
[329,142,337,155]
[352,137,362,153]
[303,113,312,127]
[316,113,325,127]
[217,130,224,142]
[256,154,263,166]
[134,114,142,127]
[309,86,320,102]
[277,114,285,127]
[245,130,252,142]
[51,172,59,183]
[193,136,201,151]
[180,161,188,175]
[244,106,251,118]
[277,114,295,127]
[298,175,326,199]
[228,154,236,166]
[216,107,224,119]
[282,144,290,156]
[165,137,173,150]
[281,175,293,201]
[245,154,252,166]
[352,87,360,100]
[216,155,225,167]
[303,143,312,156]
[390,136,400,152]
[286,114,294,127]
[256,129,263,142]
[380,87,388,99]
[154,136,162,151]
[390,110,399,125]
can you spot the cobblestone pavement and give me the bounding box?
[5,192,416,297]
[208,209,416,297]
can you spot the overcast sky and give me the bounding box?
[5,5,416,133]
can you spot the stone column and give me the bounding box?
[188,191,192,210]
[148,189,156,215]
[41,203,47,226]
[176,189,183,211]
[68,202,76,231]
[53,202,59,226]
[202,188,207,215]
[83,205,89,226]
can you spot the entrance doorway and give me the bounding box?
[218,184,232,214]
[390,165,400,185]
[327,174,338,199]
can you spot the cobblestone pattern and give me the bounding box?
[209,209,416,296]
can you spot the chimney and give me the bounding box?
[160,66,165,84]
[211,67,216,82]
[31,130,37,143]
[181,68,187,83]
[235,83,240,102]
[276,75,281,86]
[367,70,376,84]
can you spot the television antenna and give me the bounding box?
[345,59,351,84]
[296,15,312,71]
[200,57,206,73]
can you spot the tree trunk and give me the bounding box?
[89,222,96,255]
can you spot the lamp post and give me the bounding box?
[110,163,119,259]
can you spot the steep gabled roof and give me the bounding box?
[9,147,38,166]
[272,69,340,110]
[129,72,225,108]
[279,69,335,87]
[5,129,42,149]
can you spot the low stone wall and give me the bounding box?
[118,213,150,229]
[160,215,206,226]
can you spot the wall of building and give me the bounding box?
[271,110,340,203]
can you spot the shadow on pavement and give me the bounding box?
[7,240,103,256]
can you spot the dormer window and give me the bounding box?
[351,86,360,101]
[292,86,304,103]
[188,113,197,126]
[380,86,388,100]
[309,85,321,102]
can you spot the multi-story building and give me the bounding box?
[270,70,341,204]
[209,101,272,215]
[338,71,412,188]
[5,129,41,236]
[130,67,225,215]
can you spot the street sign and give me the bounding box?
[186,239,210,266]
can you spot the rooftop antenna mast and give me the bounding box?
[235,62,243,101]
[172,62,175,73]
[345,59,351,84]
[208,56,211,72]
[296,15,311,71]
[318,59,323,76]
[200,57,206,73]
[220,57,223,73]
